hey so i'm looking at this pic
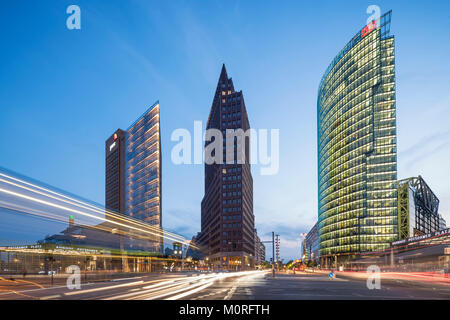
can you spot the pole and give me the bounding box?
[272,232,275,278]
[276,235,279,271]
[50,260,54,286]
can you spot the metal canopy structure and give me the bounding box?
[397,176,440,240]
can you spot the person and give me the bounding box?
[22,268,27,279]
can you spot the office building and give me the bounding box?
[198,65,254,269]
[125,101,162,227]
[317,11,398,266]
[105,129,127,214]
[105,102,162,253]
[305,222,320,263]
[254,229,266,265]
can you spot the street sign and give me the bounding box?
[328,272,334,279]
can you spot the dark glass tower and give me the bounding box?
[317,11,398,267]
[105,129,127,214]
[199,65,254,270]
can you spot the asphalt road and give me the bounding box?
[0,271,449,300]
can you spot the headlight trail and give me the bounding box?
[0,170,196,247]
[103,271,265,300]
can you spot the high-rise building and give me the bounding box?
[125,101,162,226]
[105,102,162,253]
[105,129,127,214]
[253,229,265,265]
[305,222,319,263]
[317,11,398,266]
[198,65,254,270]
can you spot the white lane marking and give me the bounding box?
[40,295,61,300]
[166,282,215,300]
[112,277,143,282]
[64,280,144,296]
[146,281,210,300]
[0,281,100,296]
[103,277,193,300]
[224,284,237,300]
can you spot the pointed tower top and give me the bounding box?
[219,63,228,82]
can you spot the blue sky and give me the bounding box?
[1,0,450,261]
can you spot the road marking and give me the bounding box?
[40,295,61,300]
[0,281,99,296]
[64,280,144,296]
[165,282,214,300]
[112,277,143,282]
[224,284,237,300]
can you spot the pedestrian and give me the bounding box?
[22,268,27,279]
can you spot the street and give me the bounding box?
[0,271,449,300]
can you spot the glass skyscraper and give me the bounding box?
[125,101,162,227]
[317,11,398,265]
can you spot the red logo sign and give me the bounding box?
[361,20,376,38]
[113,133,118,141]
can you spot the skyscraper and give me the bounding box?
[105,101,162,253]
[198,65,254,270]
[105,129,127,214]
[125,101,162,227]
[317,11,397,267]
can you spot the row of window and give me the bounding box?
[223,191,242,197]
[222,183,242,189]
[222,223,242,229]
[222,120,241,127]
[223,207,242,213]
[222,175,242,182]
[223,199,241,205]
[222,112,241,119]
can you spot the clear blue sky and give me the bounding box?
[1,0,450,261]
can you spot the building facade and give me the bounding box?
[125,101,162,226]
[253,229,266,265]
[105,129,127,214]
[439,215,447,231]
[105,102,162,253]
[259,242,266,263]
[305,222,320,263]
[198,65,254,270]
[317,11,398,266]
[397,176,442,239]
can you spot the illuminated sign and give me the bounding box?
[392,228,450,246]
[113,133,118,141]
[109,141,116,152]
[361,20,376,38]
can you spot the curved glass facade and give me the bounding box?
[317,11,398,258]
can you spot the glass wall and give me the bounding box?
[126,102,162,252]
[317,11,398,257]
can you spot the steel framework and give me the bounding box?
[397,176,440,240]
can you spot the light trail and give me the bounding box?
[0,169,194,246]
[103,271,265,300]
[0,185,190,245]
[64,280,145,296]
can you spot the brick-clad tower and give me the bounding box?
[198,64,254,270]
